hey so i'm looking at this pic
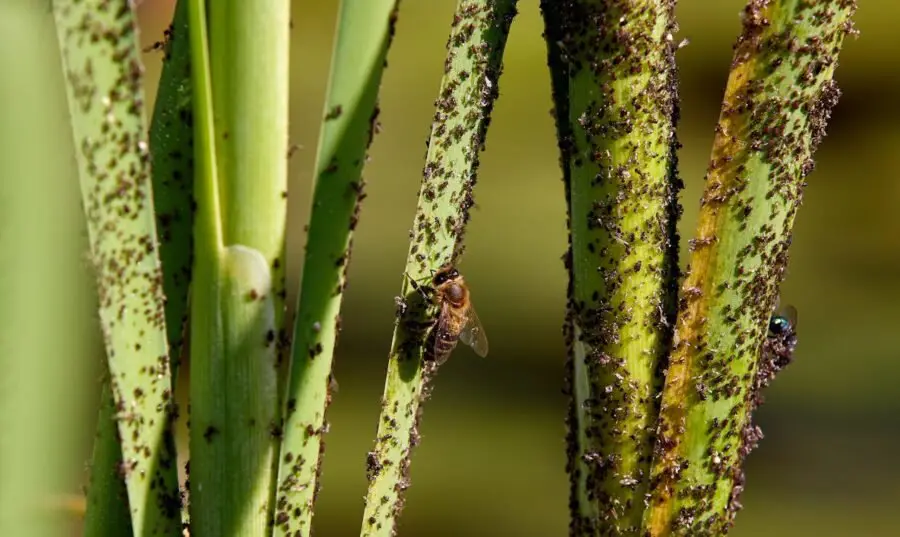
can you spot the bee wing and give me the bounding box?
[431,302,457,365]
[458,302,489,357]
[433,301,455,339]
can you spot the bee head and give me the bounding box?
[432,265,459,286]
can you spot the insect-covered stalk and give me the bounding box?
[731,305,798,512]
[643,2,857,534]
[272,1,399,534]
[83,2,194,533]
[52,0,182,534]
[540,1,681,533]
[359,2,517,536]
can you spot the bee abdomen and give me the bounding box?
[428,331,459,365]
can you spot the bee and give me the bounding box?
[407,265,489,365]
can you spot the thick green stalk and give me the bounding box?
[52,1,181,535]
[644,1,857,535]
[359,2,517,536]
[208,0,289,317]
[541,1,681,534]
[83,2,194,534]
[0,4,95,536]
[273,1,399,535]
[216,244,280,533]
[188,0,289,534]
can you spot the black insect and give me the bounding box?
[756,302,798,393]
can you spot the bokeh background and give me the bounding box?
[6,0,898,535]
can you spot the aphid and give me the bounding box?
[394,295,408,317]
[407,265,489,365]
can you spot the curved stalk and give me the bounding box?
[643,1,857,534]
[359,2,518,536]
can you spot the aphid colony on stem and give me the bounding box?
[730,300,799,516]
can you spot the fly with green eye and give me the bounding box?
[735,301,801,516]
[756,301,798,394]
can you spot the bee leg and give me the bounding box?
[404,272,433,302]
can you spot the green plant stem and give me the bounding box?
[150,0,194,375]
[185,0,225,533]
[643,2,857,535]
[83,381,134,537]
[52,1,182,535]
[0,5,96,536]
[272,1,399,535]
[188,0,289,535]
[83,3,194,533]
[208,0,289,316]
[359,2,518,536]
[541,1,681,534]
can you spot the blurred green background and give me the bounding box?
[8,0,898,535]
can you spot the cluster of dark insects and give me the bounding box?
[758,301,799,398]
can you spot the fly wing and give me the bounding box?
[458,302,489,357]
[782,304,798,329]
[771,297,798,329]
